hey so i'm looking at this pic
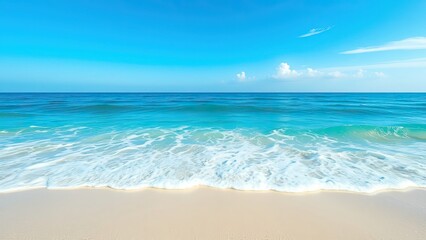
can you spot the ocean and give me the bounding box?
[0,93,425,192]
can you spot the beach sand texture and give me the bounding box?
[0,188,425,240]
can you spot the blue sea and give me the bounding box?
[0,93,425,193]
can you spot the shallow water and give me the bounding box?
[0,93,425,192]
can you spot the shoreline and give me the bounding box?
[1,187,425,240]
[0,184,425,195]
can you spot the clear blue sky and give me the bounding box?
[1,0,426,92]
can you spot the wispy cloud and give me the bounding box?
[341,37,426,54]
[322,58,426,70]
[299,26,332,38]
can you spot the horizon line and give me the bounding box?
[1,91,425,94]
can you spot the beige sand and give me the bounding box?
[0,188,425,240]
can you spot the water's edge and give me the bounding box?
[1,184,425,195]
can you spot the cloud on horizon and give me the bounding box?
[341,37,426,54]
[374,72,386,78]
[299,26,332,38]
[275,63,300,79]
[236,71,246,81]
[274,62,349,80]
[272,62,392,81]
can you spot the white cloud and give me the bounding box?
[275,62,299,79]
[355,69,364,78]
[236,71,256,82]
[299,26,332,38]
[341,37,426,54]
[328,71,345,78]
[273,62,385,79]
[307,68,321,77]
[236,71,246,81]
[275,63,347,80]
[275,64,377,79]
[274,62,352,79]
[264,58,426,82]
[374,72,386,78]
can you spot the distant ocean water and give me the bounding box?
[0,93,425,193]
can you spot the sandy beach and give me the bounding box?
[0,188,425,240]
[2,0,426,239]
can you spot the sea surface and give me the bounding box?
[0,93,425,193]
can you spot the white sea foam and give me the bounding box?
[0,126,425,193]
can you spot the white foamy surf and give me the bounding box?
[1,126,425,193]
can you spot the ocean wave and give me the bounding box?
[0,126,425,193]
[0,112,33,118]
[312,125,426,141]
[69,104,137,113]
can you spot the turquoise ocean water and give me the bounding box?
[0,93,425,192]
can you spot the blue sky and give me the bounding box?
[1,0,426,92]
